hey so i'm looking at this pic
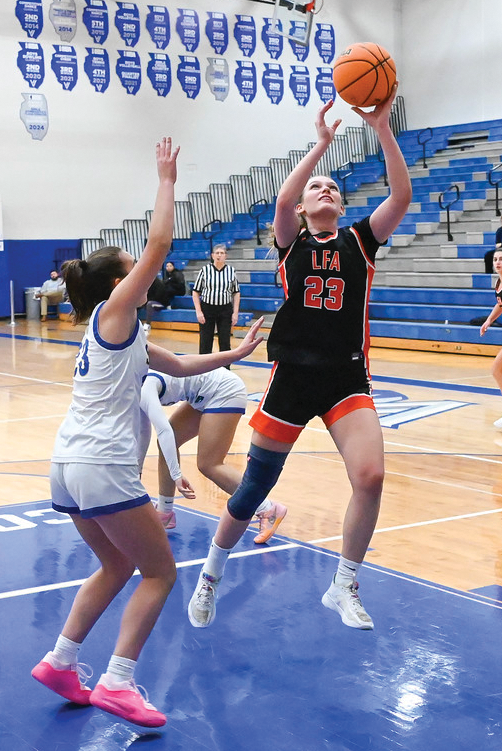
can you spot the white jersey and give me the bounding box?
[53,302,149,464]
[138,368,247,481]
[145,367,246,412]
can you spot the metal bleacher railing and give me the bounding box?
[489,163,502,216]
[80,96,407,260]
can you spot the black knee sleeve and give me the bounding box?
[227,444,288,521]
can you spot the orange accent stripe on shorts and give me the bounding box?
[322,393,375,429]
[249,407,303,444]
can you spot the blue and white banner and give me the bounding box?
[314,23,335,63]
[147,52,171,96]
[116,49,141,94]
[51,44,78,90]
[146,6,170,50]
[234,15,256,58]
[262,62,283,104]
[115,2,140,47]
[262,18,283,60]
[49,0,77,42]
[177,55,200,99]
[206,12,228,55]
[289,65,310,106]
[15,0,43,39]
[289,22,309,62]
[17,42,44,89]
[176,9,199,53]
[315,66,335,103]
[206,57,229,101]
[20,92,48,140]
[234,60,256,103]
[82,0,109,45]
[84,47,110,92]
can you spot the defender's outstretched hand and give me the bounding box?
[156,136,180,183]
[235,316,265,358]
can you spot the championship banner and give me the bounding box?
[146,6,170,50]
[83,0,109,45]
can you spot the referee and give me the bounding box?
[192,244,241,355]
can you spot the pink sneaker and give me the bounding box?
[254,502,288,544]
[32,652,93,705]
[157,509,176,530]
[90,675,167,728]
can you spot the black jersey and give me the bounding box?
[267,217,381,367]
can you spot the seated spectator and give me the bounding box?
[484,216,502,273]
[143,261,186,331]
[34,270,66,321]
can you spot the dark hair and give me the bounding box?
[61,246,127,324]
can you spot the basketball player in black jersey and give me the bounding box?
[188,85,412,630]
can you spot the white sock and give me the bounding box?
[334,556,361,588]
[105,655,136,685]
[255,499,272,515]
[203,537,232,580]
[52,634,81,666]
[157,495,174,513]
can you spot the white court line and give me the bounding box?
[1,538,500,612]
[0,371,72,387]
[303,426,502,465]
[310,505,502,544]
[299,544,502,611]
[0,544,298,600]
[297,450,502,498]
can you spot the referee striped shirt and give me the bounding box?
[193,263,240,305]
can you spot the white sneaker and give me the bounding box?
[322,581,374,630]
[188,571,220,628]
[494,417,502,431]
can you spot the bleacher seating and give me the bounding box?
[68,116,502,352]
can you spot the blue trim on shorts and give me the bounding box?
[93,302,140,351]
[144,371,167,400]
[202,407,246,414]
[52,494,150,518]
[82,493,151,518]
[52,502,79,515]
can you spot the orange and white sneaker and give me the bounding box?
[32,652,93,705]
[90,674,167,727]
[253,502,288,544]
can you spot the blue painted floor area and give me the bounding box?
[0,501,501,751]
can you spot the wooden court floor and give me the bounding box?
[2,318,502,600]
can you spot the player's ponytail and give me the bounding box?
[61,247,127,324]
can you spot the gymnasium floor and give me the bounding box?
[1,319,502,750]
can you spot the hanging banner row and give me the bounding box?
[16,2,335,63]
[17,44,336,105]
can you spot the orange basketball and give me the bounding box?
[332,42,396,108]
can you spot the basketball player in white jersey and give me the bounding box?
[138,368,287,542]
[31,137,264,728]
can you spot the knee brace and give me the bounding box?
[227,443,288,521]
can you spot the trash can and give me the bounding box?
[25,288,41,320]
